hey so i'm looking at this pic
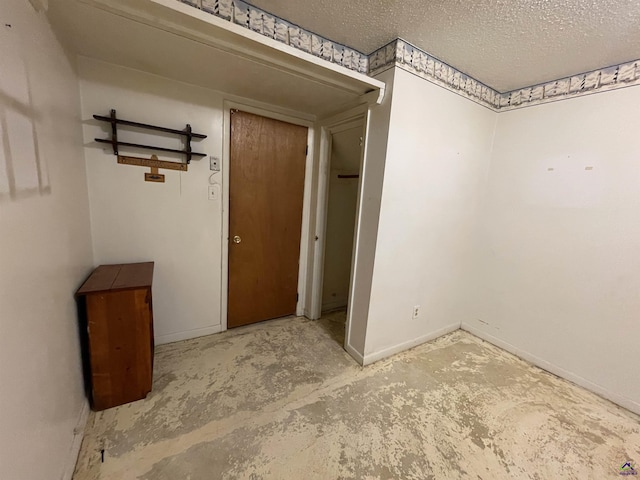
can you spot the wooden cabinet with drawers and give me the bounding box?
[76,262,154,410]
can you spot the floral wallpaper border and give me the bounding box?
[178,0,369,74]
[178,1,640,111]
[368,39,501,110]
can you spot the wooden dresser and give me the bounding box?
[76,262,154,410]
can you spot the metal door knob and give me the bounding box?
[233,235,242,244]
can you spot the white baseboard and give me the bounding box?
[155,324,223,345]
[61,400,89,480]
[321,300,348,313]
[362,323,460,366]
[345,341,365,366]
[461,322,640,416]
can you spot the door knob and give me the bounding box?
[233,235,242,244]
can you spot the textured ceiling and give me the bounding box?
[248,0,640,92]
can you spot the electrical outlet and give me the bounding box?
[412,305,420,319]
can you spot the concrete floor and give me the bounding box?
[74,312,640,479]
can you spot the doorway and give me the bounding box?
[319,120,364,343]
[227,109,308,328]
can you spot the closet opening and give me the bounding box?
[318,118,364,347]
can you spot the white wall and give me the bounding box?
[465,87,640,414]
[78,58,225,344]
[0,2,94,479]
[72,25,640,419]
[346,69,395,359]
[322,125,362,311]
[363,67,497,362]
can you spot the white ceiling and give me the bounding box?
[47,0,383,117]
[249,0,640,92]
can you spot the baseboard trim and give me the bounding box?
[321,300,348,312]
[155,324,223,345]
[61,400,89,480]
[461,323,640,416]
[362,323,460,366]
[345,341,365,366]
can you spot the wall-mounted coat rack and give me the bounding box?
[93,109,207,182]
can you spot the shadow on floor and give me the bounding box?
[316,309,346,346]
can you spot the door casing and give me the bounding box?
[317,118,365,314]
[310,107,368,357]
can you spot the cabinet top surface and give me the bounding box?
[77,262,154,295]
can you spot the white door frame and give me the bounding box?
[308,105,368,350]
[220,98,316,331]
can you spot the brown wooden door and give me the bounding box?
[228,110,308,328]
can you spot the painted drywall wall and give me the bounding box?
[322,125,362,311]
[0,2,94,479]
[363,67,497,362]
[78,57,224,344]
[465,86,640,414]
[346,69,395,359]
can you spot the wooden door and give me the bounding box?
[228,110,308,328]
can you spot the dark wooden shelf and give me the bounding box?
[93,114,207,139]
[94,138,206,158]
[93,109,207,163]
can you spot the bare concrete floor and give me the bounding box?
[74,313,640,479]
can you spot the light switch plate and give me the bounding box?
[208,185,218,200]
[210,156,220,171]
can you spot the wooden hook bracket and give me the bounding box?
[117,154,188,183]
